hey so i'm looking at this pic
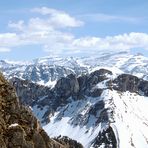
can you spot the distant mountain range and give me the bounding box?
[0,51,147,87]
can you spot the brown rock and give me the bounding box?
[0,72,83,148]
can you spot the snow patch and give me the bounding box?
[9,123,19,128]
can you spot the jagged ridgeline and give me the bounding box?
[0,72,83,148]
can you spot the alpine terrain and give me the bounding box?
[0,51,148,148]
[0,72,83,148]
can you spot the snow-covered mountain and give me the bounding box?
[1,51,148,148]
[0,57,88,87]
[0,51,148,87]
[10,68,148,148]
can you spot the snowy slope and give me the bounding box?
[43,96,102,148]
[43,89,148,148]
[111,91,148,148]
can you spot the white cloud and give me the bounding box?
[80,13,140,24]
[31,7,84,28]
[8,20,25,31]
[1,7,148,56]
[0,33,20,47]
[31,7,57,15]
[0,47,11,52]
[43,32,148,56]
[72,32,148,51]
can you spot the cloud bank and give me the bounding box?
[0,7,148,55]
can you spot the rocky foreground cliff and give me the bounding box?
[0,73,83,148]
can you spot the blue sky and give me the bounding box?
[0,0,148,60]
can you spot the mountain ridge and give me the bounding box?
[9,68,148,148]
[0,51,148,88]
[1,51,148,148]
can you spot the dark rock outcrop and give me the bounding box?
[54,73,80,100]
[112,74,148,96]
[112,74,140,92]
[78,69,112,94]
[11,77,50,105]
[92,126,117,148]
[54,136,83,148]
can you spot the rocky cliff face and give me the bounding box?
[10,69,148,126]
[0,73,83,148]
[10,69,113,124]
[9,68,148,148]
[112,74,148,96]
